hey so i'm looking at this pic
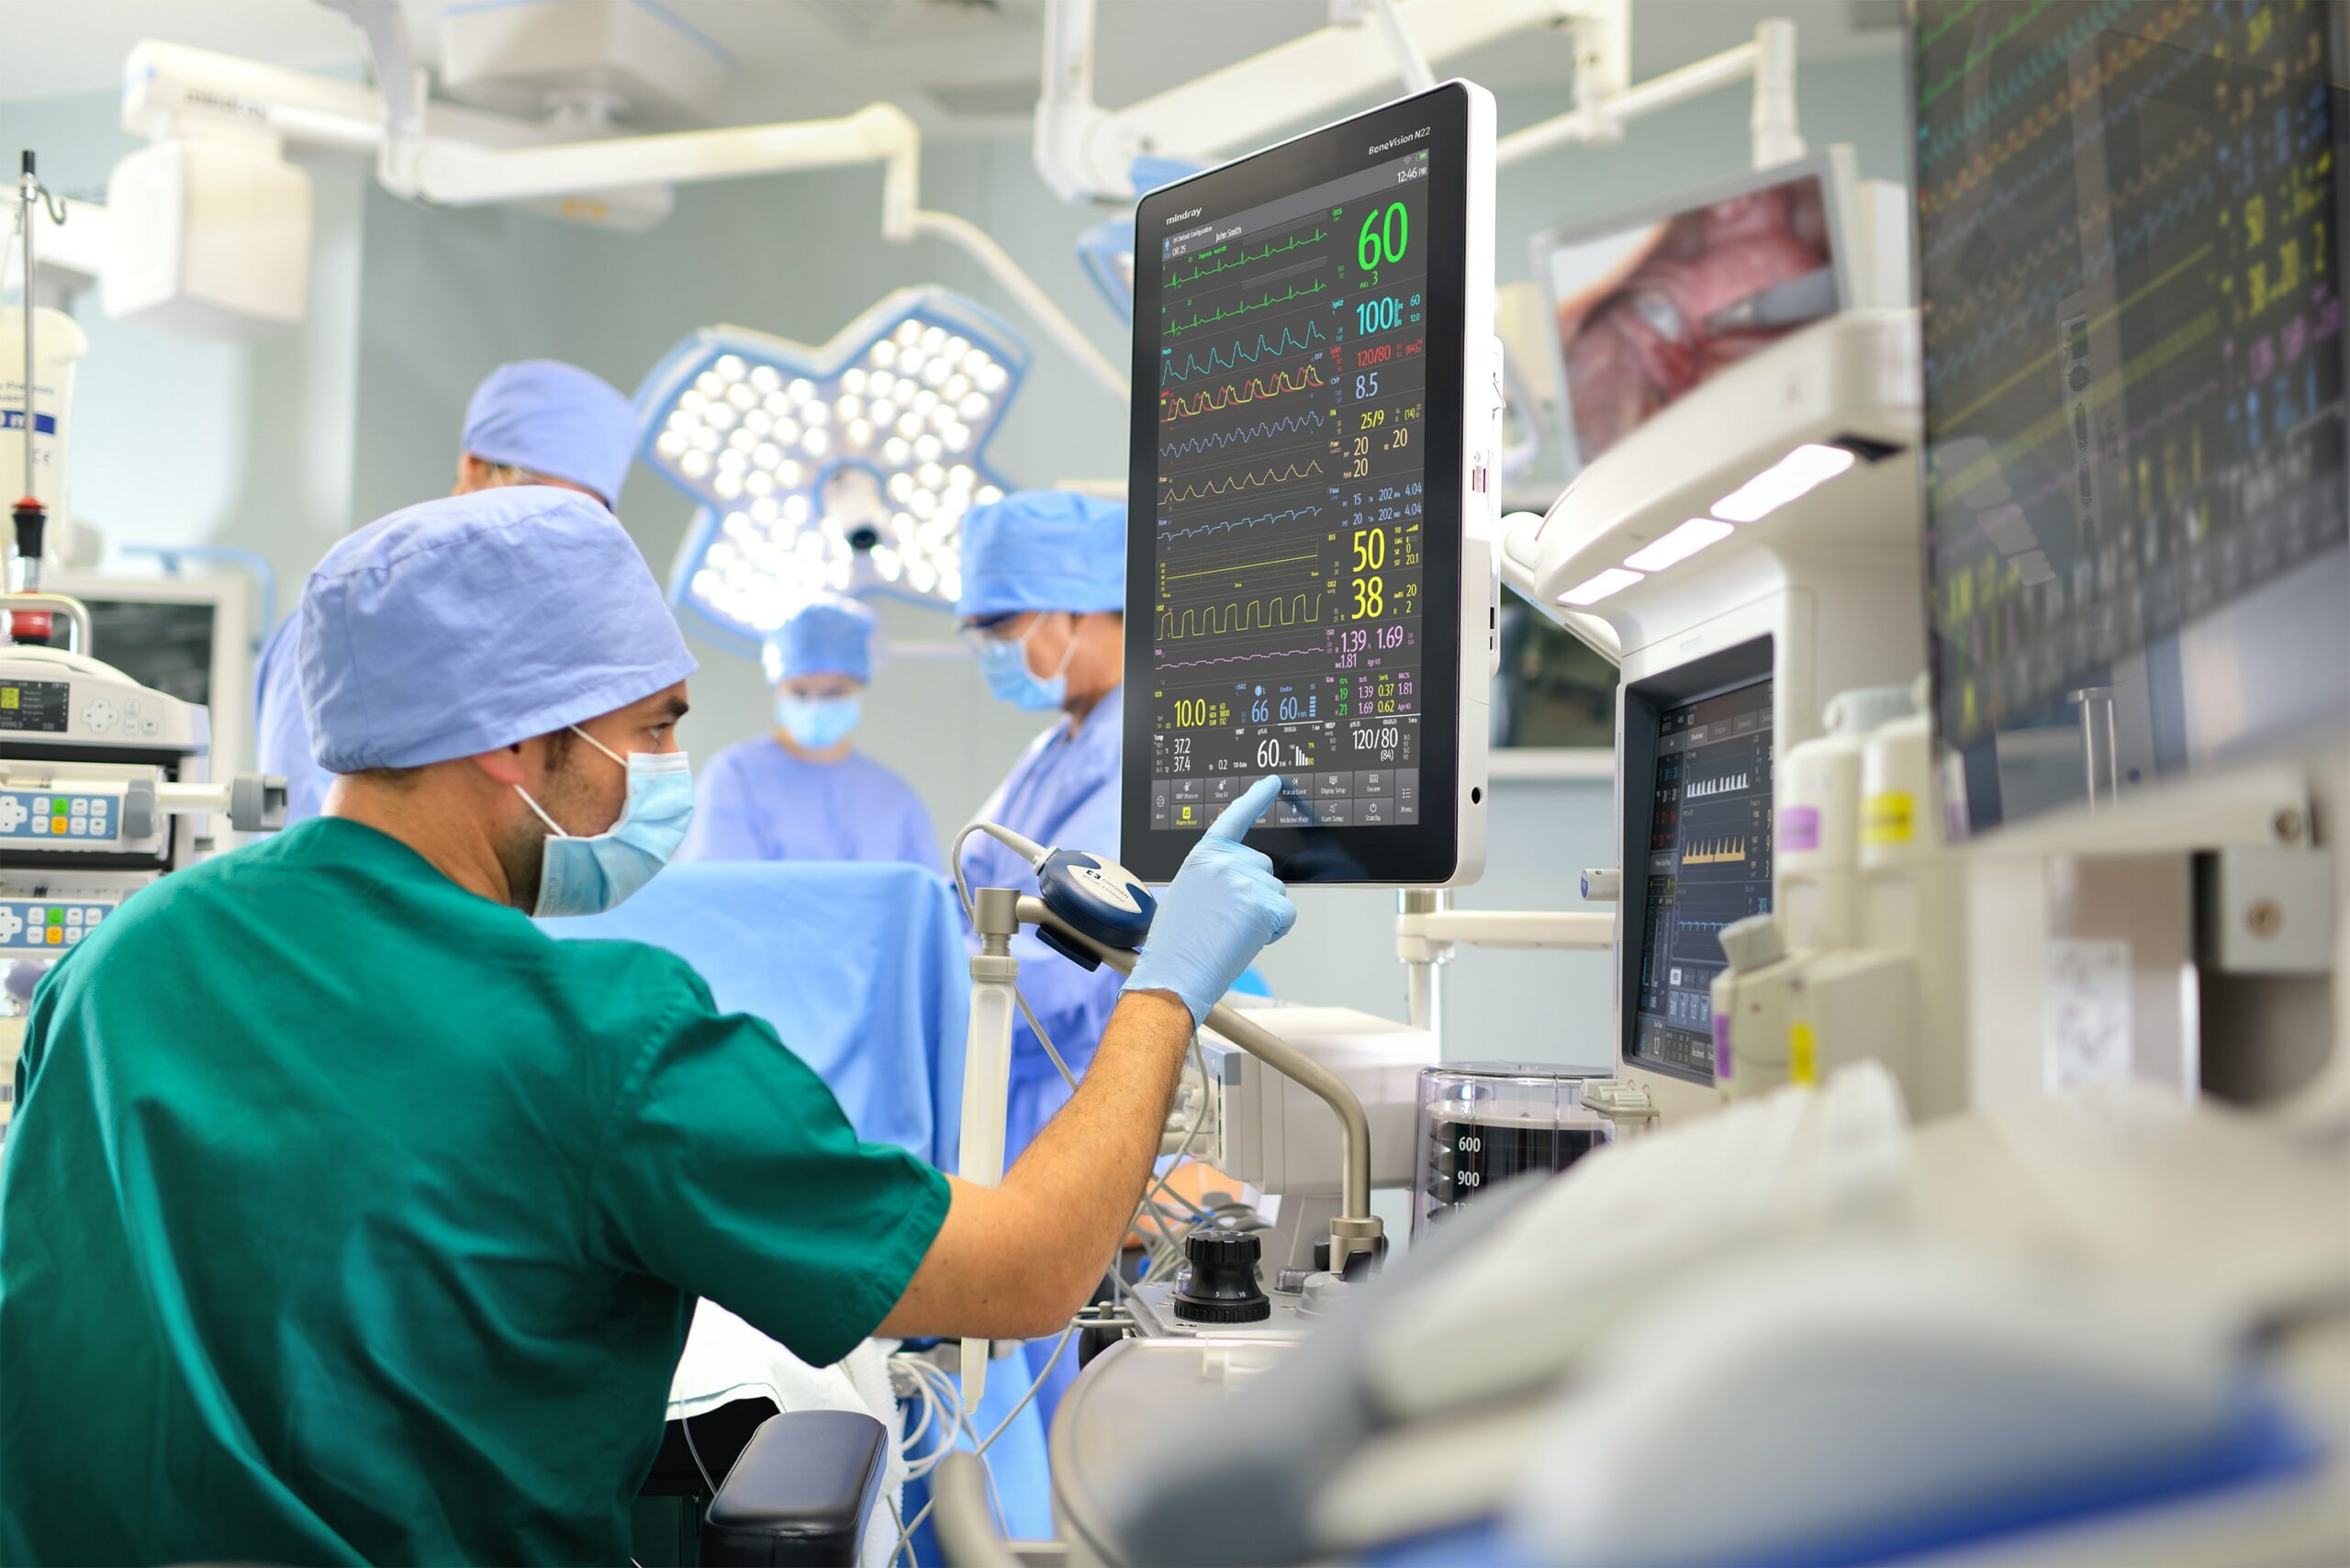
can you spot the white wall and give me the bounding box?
[0,88,368,710]
[6,43,1911,1069]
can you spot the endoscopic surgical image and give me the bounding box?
[1549,174,1837,467]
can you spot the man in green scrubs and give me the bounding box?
[0,487,1297,1565]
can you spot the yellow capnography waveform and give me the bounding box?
[1158,592,1325,641]
[1683,836,1749,867]
[1161,460,1324,506]
[1159,364,1326,422]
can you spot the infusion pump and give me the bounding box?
[1,639,282,958]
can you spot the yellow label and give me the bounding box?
[0,688,17,709]
[1788,1022,1818,1086]
[1862,790,1915,846]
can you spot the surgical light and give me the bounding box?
[1559,567,1643,607]
[1074,156,1202,325]
[636,286,1029,649]
[1712,442,1857,524]
[1624,518,1734,573]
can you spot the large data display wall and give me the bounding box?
[1915,1,2347,830]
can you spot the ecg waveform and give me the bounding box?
[1157,504,1324,543]
[1160,461,1323,505]
[1158,593,1325,641]
[1159,410,1328,463]
[1167,229,1326,292]
[1160,320,1327,386]
[1167,280,1327,341]
[1160,365,1326,422]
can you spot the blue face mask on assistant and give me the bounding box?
[976,615,1076,713]
[517,725,694,917]
[776,693,861,750]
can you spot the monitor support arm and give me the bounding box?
[1396,888,1617,1036]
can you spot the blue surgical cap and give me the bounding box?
[300,488,697,773]
[461,360,639,507]
[955,489,1126,621]
[763,597,875,685]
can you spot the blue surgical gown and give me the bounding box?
[543,861,1054,1543]
[958,688,1131,1441]
[679,736,941,872]
[958,685,1127,1162]
[252,616,333,826]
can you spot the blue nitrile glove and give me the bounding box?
[1122,775,1299,1027]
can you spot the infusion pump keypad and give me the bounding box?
[0,900,116,952]
[0,790,120,846]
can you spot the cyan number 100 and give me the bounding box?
[1355,296,1401,334]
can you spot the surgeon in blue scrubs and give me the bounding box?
[253,360,639,824]
[678,597,940,870]
[955,490,1134,1157]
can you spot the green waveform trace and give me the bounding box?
[1167,280,1328,342]
[1167,229,1327,292]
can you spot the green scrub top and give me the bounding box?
[0,816,950,1565]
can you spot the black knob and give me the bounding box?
[1171,1227,1270,1325]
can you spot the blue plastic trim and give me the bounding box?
[1365,1379,2325,1568]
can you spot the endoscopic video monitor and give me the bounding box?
[1124,82,1497,885]
[1914,2,2349,833]
[1532,148,1863,479]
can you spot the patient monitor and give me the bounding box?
[1501,305,1928,1121]
[1122,81,1502,887]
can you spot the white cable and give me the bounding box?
[888,1324,1072,1554]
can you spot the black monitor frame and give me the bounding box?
[1615,636,1774,1086]
[1123,84,1481,884]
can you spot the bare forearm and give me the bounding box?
[1001,987,1192,1283]
[878,988,1193,1338]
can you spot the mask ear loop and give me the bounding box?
[1038,612,1081,683]
[513,785,568,837]
[513,725,627,836]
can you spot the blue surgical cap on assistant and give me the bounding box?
[300,487,697,773]
[461,360,639,507]
[763,597,876,685]
[955,489,1126,621]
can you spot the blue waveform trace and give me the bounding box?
[1157,503,1324,543]
[1160,410,1328,462]
[1924,46,2204,265]
[1161,319,1328,386]
[1925,174,2218,387]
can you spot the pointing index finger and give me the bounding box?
[1206,774,1283,841]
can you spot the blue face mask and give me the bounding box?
[516,726,694,917]
[977,616,1076,712]
[776,693,861,750]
